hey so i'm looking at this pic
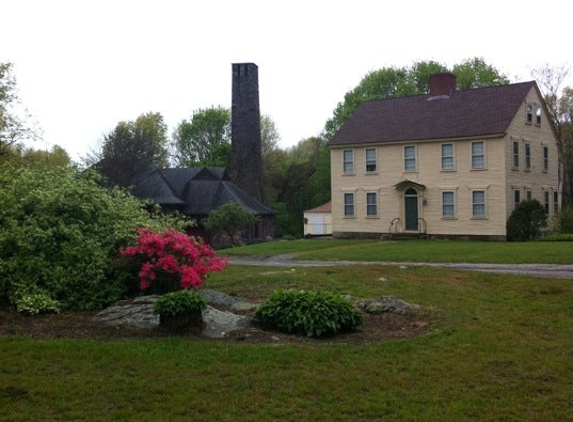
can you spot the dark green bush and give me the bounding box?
[506,199,547,241]
[555,207,573,234]
[254,289,363,338]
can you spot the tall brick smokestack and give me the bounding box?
[231,62,263,203]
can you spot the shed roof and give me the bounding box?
[304,201,332,214]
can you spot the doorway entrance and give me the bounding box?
[404,188,419,231]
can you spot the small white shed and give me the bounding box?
[303,201,332,236]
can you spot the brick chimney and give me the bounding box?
[429,72,457,96]
[231,63,263,203]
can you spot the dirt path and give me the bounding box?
[229,256,573,279]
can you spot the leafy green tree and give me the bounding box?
[506,199,547,241]
[452,57,510,89]
[0,62,40,157]
[324,58,509,140]
[0,164,184,310]
[8,144,71,169]
[203,201,259,246]
[172,106,231,168]
[90,112,169,187]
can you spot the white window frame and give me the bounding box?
[471,141,485,169]
[472,190,487,218]
[441,191,456,218]
[343,150,354,174]
[524,143,531,170]
[365,148,377,173]
[404,145,416,172]
[344,192,355,217]
[366,192,378,217]
[441,143,455,170]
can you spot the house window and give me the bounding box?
[471,141,485,169]
[544,191,550,214]
[404,146,416,171]
[526,105,533,123]
[536,108,542,125]
[441,143,454,170]
[512,141,519,168]
[365,148,377,173]
[344,193,355,217]
[554,191,559,213]
[526,190,532,201]
[543,146,549,172]
[343,150,354,174]
[472,190,486,217]
[442,191,455,218]
[514,189,521,209]
[366,192,378,217]
[525,143,531,170]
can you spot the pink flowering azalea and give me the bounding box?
[120,228,229,293]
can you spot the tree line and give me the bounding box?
[2,58,573,237]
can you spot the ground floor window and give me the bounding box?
[366,192,378,217]
[344,193,355,217]
[442,191,455,217]
[472,190,486,217]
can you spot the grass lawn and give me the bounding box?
[2,259,573,421]
[220,238,573,264]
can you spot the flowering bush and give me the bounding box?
[121,228,228,293]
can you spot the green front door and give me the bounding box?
[405,188,418,231]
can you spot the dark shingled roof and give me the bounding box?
[329,81,537,146]
[130,166,276,216]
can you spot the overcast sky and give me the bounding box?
[2,0,571,162]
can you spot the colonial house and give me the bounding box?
[130,166,275,243]
[329,73,559,241]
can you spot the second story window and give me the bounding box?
[512,141,519,168]
[404,146,416,171]
[543,146,549,172]
[365,148,377,172]
[536,108,542,125]
[343,150,354,174]
[471,141,485,169]
[441,143,454,170]
[525,143,531,170]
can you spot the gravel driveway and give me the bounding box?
[229,256,573,279]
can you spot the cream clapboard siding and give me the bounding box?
[330,89,559,238]
[503,87,559,219]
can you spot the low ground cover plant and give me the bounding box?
[254,288,363,338]
[153,290,208,331]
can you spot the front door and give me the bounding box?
[404,188,418,231]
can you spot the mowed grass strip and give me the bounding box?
[2,264,573,421]
[221,239,573,264]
